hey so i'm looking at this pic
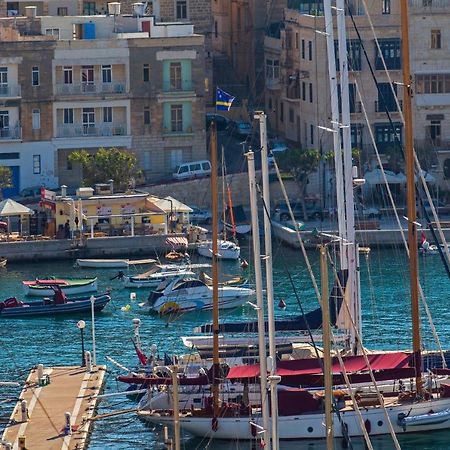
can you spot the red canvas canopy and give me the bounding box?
[227,352,412,382]
[118,374,210,386]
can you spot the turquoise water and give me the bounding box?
[0,244,450,449]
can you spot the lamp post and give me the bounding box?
[167,198,174,233]
[77,320,86,367]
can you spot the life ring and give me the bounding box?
[212,416,219,432]
[159,302,180,316]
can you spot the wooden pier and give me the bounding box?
[1,365,106,450]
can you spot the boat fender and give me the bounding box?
[212,416,219,432]
[250,421,257,437]
[364,419,371,434]
[397,410,411,431]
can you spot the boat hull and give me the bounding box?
[23,279,98,297]
[76,259,130,268]
[197,240,240,260]
[0,294,111,317]
[139,396,450,439]
[124,271,195,289]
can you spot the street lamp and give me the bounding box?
[76,320,86,367]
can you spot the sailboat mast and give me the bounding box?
[400,0,422,394]
[210,121,220,414]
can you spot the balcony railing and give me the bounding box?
[56,124,127,138]
[375,99,403,113]
[0,85,21,98]
[414,138,450,151]
[0,127,21,140]
[409,0,450,12]
[55,82,126,95]
[162,80,193,92]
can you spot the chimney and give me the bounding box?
[25,6,37,18]
[108,179,114,194]
[61,185,67,197]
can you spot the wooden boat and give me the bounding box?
[0,258,6,268]
[0,291,111,318]
[22,277,98,297]
[165,251,188,262]
[75,258,155,268]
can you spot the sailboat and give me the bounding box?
[138,0,450,444]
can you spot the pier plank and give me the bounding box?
[1,366,105,450]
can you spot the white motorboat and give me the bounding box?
[197,239,240,260]
[122,267,196,288]
[144,276,254,314]
[75,258,156,268]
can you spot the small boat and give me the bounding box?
[165,251,189,262]
[119,267,196,289]
[23,277,98,297]
[75,258,156,268]
[0,258,6,268]
[223,205,251,235]
[144,275,254,315]
[0,289,111,318]
[197,239,240,260]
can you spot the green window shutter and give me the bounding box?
[163,102,171,132]
[181,60,192,90]
[182,102,192,132]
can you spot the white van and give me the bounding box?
[173,160,212,180]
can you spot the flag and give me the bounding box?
[216,87,235,111]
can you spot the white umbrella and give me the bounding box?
[0,198,33,234]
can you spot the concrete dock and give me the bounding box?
[1,365,106,450]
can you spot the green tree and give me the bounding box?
[277,148,321,220]
[68,147,141,191]
[0,166,12,199]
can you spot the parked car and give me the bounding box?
[190,206,212,224]
[227,120,253,138]
[206,113,230,132]
[273,200,324,221]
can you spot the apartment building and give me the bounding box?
[0,12,206,193]
[265,1,403,163]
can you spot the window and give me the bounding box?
[170,62,182,90]
[377,83,398,112]
[103,107,112,123]
[268,97,272,110]
[374,123,402,151]
[32,109,40,130]
[176,0,187,19]
[102,65,112,83]
[214,21,218,38]
[63,108,74,124]
[0,111,9,130]
[338,84,358,113]
[33,155,41,174]
[63,66,73,84]
[301,39,305,59]
[143,64,150,82]
[310,124,314,145]
[144,106,150,125]
[170,149,184,169]
[427,120,441,145]
[81,66,94,92]
[308,41,312,61]
[289,108,294,123]
[170,104,183,132]
[416,74,450,94]
[431,30,441,49]
[0,68,7,95]
[45,28,60,39]
[309,83,313,103]
[351,125,363,148]
[7,2,19,16]
[32,66,39,86]
[82,107,95,135]
[280,102,284,122]
[423,0,432,6]
[444,158,450,180]
[335,40,362,71]
[57,7,68,16]
[295,33,299,49]
[266,59,280,79]
[302,82,306,101]
[83,1,96,15]
[382,0,390,14]
[376,39,401,70]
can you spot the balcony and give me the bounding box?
[414,138,450,151]
[55,82,126,96]
[0,127,21,140]
[0,85,21,98]
[56,124,127,138]
[375,100,403,113]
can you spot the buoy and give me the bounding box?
[278,298,287,310]
[121,304,131,312]
[130,292,136,300]
[240,259,249,269]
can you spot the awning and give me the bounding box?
[147,196,193,214]
[166,236,188,247]
[0,198,34,216]
[364,169,407,185]
[227,352,412,381]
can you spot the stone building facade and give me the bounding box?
[0,13,207,193]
